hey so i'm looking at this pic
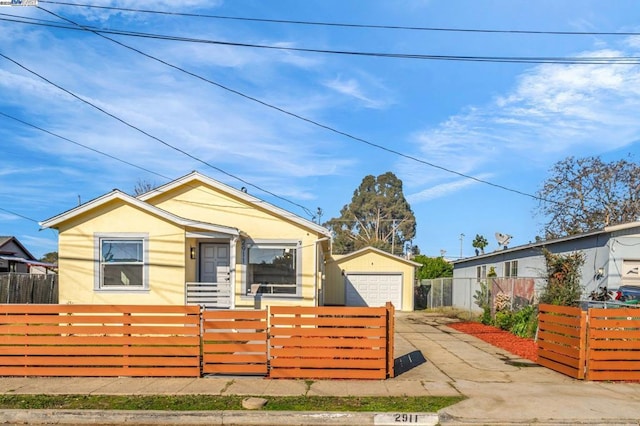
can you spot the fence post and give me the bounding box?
[386,302,395,378]
[578,309,588,380]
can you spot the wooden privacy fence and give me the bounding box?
[0,305,201,377]
[0,273,58,304]
[537,303,640,381]
[269,304,394,380]
[0,304,394,379]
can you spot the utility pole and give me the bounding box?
[459,233,465,259]
[391,219,397,255]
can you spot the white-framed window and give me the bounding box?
[94,234,149,291]
[504,260,518,277]
[476,265,486,282]
[245,241,301,297]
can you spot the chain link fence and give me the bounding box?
[415,277,544,314]
[414,278,453,310]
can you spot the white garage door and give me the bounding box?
[345,273,402,309]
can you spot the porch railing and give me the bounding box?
[185,282,232,309]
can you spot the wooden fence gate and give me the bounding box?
[201,309,269,375]
[537,303,640,381]
[537,304,587,379]
[269,304,394,380]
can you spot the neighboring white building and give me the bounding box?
[451,222,640,312]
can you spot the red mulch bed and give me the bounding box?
[448,322,538,362]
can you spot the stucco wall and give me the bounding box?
[147,182,326,308]
[57,200,185,305]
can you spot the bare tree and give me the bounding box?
[133,179,156,196]
[536,155,640,238]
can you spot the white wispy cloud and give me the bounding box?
[50,0,221,22]
[0,213,21,222]
[323,75,390,109]
[405,40,640,202]
[406,174,490,203]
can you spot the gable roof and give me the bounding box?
[138,171,332,237]
[331,246,421,267]
[0,236,36,260]
[40,190,240,236]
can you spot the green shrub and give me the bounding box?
[479,306,492,325]
[538,249,584,307]
[509,305,538,338]
[494,310,514,331]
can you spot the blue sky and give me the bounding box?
[1,0,640,260]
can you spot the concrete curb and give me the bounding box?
[0,409,441,426]
[438,412,640,426]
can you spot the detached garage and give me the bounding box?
[324,247,420,311]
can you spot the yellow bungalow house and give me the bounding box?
[40,171,417,311]
[41,172,330,309]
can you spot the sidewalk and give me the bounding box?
[0,312,639,425]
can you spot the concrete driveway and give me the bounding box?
[394,311,640,425]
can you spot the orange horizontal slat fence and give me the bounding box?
[586,307,640,381]
[268,305,392,380]
[201,309,268,375]
[0,304,201,377]
[537,303,640,381]
[0,304,394,380]
[536,304,586,379]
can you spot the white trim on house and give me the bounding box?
[605,221,640,233]
[333,246,421,267]
[137,171,332,238]
[40,190,240,236]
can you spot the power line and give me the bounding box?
[0,206,39,223]
[0,111,169,181]
[29,6,570,208]
[39,1,640,37]
[0,8,574,212]
[3,14,640,65]
[0,51,315,218]
[0,111,282,214]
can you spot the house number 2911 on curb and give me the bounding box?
[374,413,438,426]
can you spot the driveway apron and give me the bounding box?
[395,312,640,425]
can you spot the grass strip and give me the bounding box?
[0,394,463,412]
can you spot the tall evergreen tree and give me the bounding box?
[325,172,416,255]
